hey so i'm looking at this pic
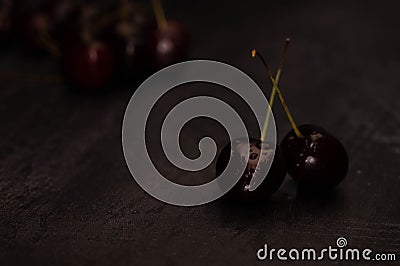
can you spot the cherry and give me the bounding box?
[252,43,349,191]
[214,39,291,203]
[148,0,190,69]
[281,124,348,189]
[63,40,115,90]
[148,20,190,68]
[59,3,116,90]
[104,12,151,84]
[216,138,287,202]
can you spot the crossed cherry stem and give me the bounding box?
[252,39,304,139]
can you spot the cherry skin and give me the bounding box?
[59,3,116,90]
[104,14,150,84]
[148,20,190,69]
[216,138,287,202]
[281,124,348,189]
[63,40,115,90]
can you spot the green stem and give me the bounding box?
[252,45,303,139]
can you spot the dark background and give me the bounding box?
[1,0,400,265]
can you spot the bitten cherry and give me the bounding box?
[216,138,287,202]
[214,40,292,203]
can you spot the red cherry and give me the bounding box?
[63,41,115,90]
[148,20,190,68]
[281,124,349,189]
[104,16,151,84]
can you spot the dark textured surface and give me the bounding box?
[1,0,400,265]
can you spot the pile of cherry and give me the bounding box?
[0,0,189,89]
[216,39,349,202]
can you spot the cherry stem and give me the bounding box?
[253,38,290,141]
[120,0,130,21]
[252,46,303,139]
[38,31,61,58]
[151,0,167,30]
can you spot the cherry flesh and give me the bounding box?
[216,138,287,202]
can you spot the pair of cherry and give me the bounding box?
[216,40,349,202]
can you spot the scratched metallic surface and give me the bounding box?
[0,0,399,265]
